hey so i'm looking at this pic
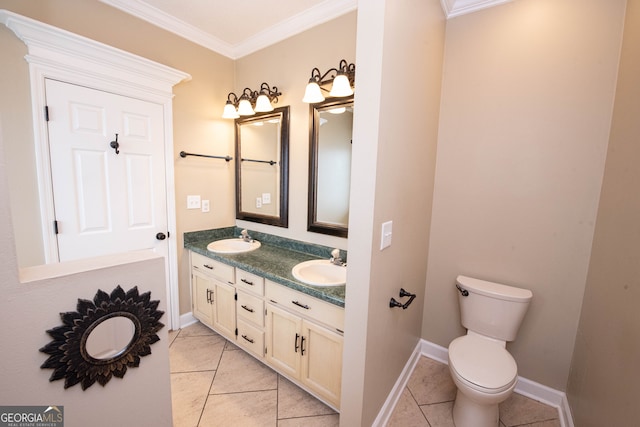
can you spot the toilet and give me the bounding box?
[448,275,533,427]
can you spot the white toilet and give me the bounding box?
[448,275,533,427]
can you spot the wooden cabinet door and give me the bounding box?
[192,270,214,327]
[301,320,343,408]
[265,304,302,378]
[213,280,236,340]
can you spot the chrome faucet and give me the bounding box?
[330,248,346,266]
[240,229,253,242]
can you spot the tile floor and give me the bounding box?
[169,322,561,427]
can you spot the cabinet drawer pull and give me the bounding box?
[241,278,254,286]
[300,335,306,356]
[292,300,310,310]
[203,264,214,270]
[241,334,254,344]
[241,304,254,313]
[294,333,300,353]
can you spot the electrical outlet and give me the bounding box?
[256,197,262,208]
[187,195,201,210]
[201,200,210,213]
[262,193,271,204]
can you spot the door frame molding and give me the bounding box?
[0,10,191,329]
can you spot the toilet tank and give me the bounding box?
[456,275,533,342]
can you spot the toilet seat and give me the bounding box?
[449,334,517,394]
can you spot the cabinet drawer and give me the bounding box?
[265,280,344,332]
[236,269,265,295]
[237,318,265,357]
[237,290,265,327]
[191,252,235,284]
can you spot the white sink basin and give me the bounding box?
[292,259,347,287]
[207,238,261,254]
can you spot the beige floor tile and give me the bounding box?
[171,371,215,427]
[179,321,218,338]
[170,335,226,373]
[420,401,455,427]
[168,329,179,345]
[210,347,277,394]
[500,393,560,427]
[277,376,336,420]
[224,340,241,351]
[199,390,277,427]
[387,388,430,427]
[407,357,457,405]
[277,414,340,427]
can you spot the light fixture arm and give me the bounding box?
[308,59,356,88]
[225,83,281,109]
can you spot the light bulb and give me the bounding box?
[222,102,239,119]
[303,81,325,103]
[329,74,353,97]
[237,99,255,116]
[254,94,274,112]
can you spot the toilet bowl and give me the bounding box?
[448,334,518,427]
[448,275,532,427]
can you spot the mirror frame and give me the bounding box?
[307,97,354,238]
[40,286,164,390]
[235,106,290,228]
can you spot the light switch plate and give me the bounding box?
[187,195,201,209]
[380,220,393,250]
[262,193,271,204]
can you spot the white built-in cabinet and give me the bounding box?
[191,253,236,340]
[189,251,344,409]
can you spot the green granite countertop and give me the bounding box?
[184,227,346,307]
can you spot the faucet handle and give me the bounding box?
[331,248,340,259]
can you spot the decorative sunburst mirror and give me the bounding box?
[40,285,164,390]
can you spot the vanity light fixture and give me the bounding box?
[222,82,282,119]
[302,59,355,103]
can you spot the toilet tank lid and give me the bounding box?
[456,275,532,302]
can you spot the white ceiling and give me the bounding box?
[100,0,357,59]
[99,0,512,59]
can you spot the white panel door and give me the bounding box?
[45,79,168,262]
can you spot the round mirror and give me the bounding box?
[85,314,137,360]
[40,286,164,390]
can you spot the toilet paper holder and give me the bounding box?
[389,288,416,309]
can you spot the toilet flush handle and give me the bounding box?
[456,283,469,297]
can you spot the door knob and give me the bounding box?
[109,133,120,154]
[156,232,167,240]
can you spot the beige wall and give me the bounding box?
[423,0,626,391]
[341,0,446,425]
[567,0,640,424]
[0,121,173,425]
[233,12,356,249]
[0,0,235,315]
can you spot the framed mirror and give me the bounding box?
[308,97,354,238]
[40,286,164,390]
[235,106,290,227]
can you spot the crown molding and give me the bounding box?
[0,9,191,97]
[99,0,356,59]
[441,0,513,19]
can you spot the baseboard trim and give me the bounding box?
[371,340,423,427]
[178,312,198,329]
[374,338,574,427]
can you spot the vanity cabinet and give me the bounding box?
[235,269,266,358]
[189,250,344,409]
[190,252,236,340]
[265,280,343,408]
